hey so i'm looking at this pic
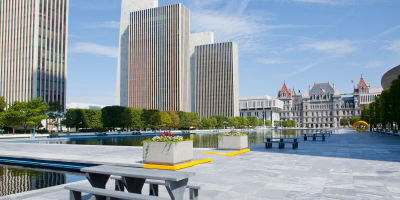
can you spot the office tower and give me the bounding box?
[195,42,239,119]
[0,0,69,109]
[189,32,214,112]
[127,4,190,111]
[116,0,157,106]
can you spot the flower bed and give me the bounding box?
[142,133,193,166]
[218,131,248,150]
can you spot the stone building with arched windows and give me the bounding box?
[277,76,382,128]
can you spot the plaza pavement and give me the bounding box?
[1,128,400,199]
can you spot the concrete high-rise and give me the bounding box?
[194,42,239,119]
[0,0,69,109]
[126,3,190,111]
[116,0,157,106]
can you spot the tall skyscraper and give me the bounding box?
[195,42,239,119]
[126,3,190,111]
[116,0,157,106]
[0,0,69,109]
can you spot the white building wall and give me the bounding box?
[127,4,190,112]
[116,0,158,106]
[189,32,214,112]
[195,42,239,118]
[0,0,68,110]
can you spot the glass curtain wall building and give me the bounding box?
[0,0,68,109]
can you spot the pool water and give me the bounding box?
[36,130,316,148]
[0,165,86,197]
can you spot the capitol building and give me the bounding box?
[277,75,382,128]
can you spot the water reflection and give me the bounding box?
[37,129,321,148]
[0,165,85,197]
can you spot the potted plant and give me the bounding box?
[218,130,248,150]
[142,133,193,165]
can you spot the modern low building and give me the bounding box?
[0,0,69,110]
[195,42,239,119]
[381,65,400,89]
[277,76,382,128]
[239,95,283,123]
[66,102,109,110]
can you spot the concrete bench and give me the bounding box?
[47,133,60,138]
[65,184,168,200]
[303,134,325,141]
[264,138,298,149]
[132,132,142,135]
[110,176,203,200]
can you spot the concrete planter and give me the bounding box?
[218,135,248,150]
[143,140,193,165]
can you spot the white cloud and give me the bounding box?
[382,40,400,51]
[364,61,385,68]
[87,21,120,29]
[299,40,358,56]
[69,42,118,58]
[374,24,400,38]
[258,59,287,65]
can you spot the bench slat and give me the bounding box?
[110,176,204,190]
[81,165,195,182]
[65,185,169,200]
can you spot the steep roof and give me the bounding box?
[334,89,341,97]
[278,81,291,98]
[309,83,334,95]
[303,90,310,98]
[355,74,368,93]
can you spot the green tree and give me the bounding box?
[83,109,103,129]
[379,89,391,129]
[246,116,259,128]
[274,121,281,127]
[28,98,49,133]
[369,101,376,128]
[141,109,161,130]
[47,101,63,133]
[265,120,272,127]
[350,117,361,126]
[361,106,370,124]
[160,111,172,128]
[120,107,142,130]
[340,118,349,127]
[0,97,6,128]
[209,115,226,128]
[3,101,24,134]
[180,112,200,129]
[374,97,381,127]
[61,109,79,130]
[390,74,400,130]
[227,117,239,128]
[168,111,180,130]
[101,106,125,130]
[200,117,212,129]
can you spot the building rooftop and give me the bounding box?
[239,95,271,101]
[369,87,383,93]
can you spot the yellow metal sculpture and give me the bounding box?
[353,121,369,132]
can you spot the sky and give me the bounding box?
[67,0,400,105]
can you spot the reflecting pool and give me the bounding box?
[0,165,85,197]
[36,129,319,148]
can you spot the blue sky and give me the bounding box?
[67,0,400,105]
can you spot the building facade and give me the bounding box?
[194,42,239,119]
[126,3,190,112]
[0,0,69,110]
[239,95,283,123]
[116,0,157,106]
[278,76,382,128]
